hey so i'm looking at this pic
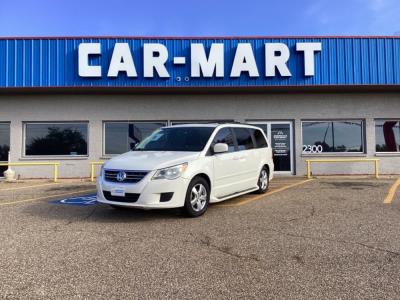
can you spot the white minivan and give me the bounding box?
[97,123,274,217]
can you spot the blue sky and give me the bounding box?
[0,0,399,36]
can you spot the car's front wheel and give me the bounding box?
[256,167,269,194]
[183,177,210,217]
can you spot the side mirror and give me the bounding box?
[213,143,229,154]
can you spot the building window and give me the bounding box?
[375,120,400,153]
[25,123,88,156]
[104,122,166,155]
[302,120,364,154]
[0,123,10,176]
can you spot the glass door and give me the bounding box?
[249,121,294,174]
[0,123,10,177]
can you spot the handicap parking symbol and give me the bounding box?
[51,194,97,206]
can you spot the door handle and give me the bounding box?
[233,156,245,160]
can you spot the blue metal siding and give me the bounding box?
[1,37,400,88]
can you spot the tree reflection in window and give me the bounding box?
[25,124,88,156]
[302,121,364,153]
[375,120,400,152]
[0,123,10,164]
[0,144,10,161]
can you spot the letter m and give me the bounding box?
[191,43,224,78]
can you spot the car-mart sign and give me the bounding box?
[78,42,321,78]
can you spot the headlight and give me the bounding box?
[100,165,105,178]
[152,163,188,180]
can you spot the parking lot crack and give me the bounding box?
[198,235,260,262]
[283,204,316,222]
[80,207,97,222]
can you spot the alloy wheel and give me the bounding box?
[259,169,268,190]
[190,183,207,212]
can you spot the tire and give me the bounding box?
[183,177,210,217]
[256,167,269,194]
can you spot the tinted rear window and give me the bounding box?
[234,128,255,150]
[252,129,268,148]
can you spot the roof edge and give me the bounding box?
[1,35,400,40]
[1,85,400,95]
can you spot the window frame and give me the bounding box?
[374,119,400,155]
[301,119,366,156]
[102,120,168,156]
[23,121,89,158]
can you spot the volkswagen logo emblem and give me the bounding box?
[116,171,127,182]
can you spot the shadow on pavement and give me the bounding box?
[21,199,191,224]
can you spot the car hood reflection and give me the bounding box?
[104,151,201,171]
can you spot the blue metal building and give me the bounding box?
[1,37,400,88]
[0,36,399,178]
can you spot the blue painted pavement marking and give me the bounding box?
[50,194,97,206]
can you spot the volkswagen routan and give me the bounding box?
[97,123,274,217]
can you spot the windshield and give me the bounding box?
[134,127,215,152]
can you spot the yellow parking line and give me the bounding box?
[383,178,400,204]
[218,179,314,207]
[0,189,96,206]
[0,182,60,191]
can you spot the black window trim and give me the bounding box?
[102,120,168,156]
[301,119,366,156]
[23,121,90,158]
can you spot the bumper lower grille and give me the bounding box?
[103,191,140,203]
[104,170,149,183]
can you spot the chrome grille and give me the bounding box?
[104,170,149,183]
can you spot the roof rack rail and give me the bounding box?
[216,121,255,126]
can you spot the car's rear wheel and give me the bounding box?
[183,177,210,217]
[256,167,269,194]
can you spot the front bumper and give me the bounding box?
[96,173,189,209]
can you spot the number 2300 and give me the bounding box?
[302,144,323,154]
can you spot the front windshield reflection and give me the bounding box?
[134,127,215,152]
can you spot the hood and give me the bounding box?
[104,151,201,171]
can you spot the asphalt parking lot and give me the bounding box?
[1,176,400,299]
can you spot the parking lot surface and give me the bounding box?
[1,176,400,299]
